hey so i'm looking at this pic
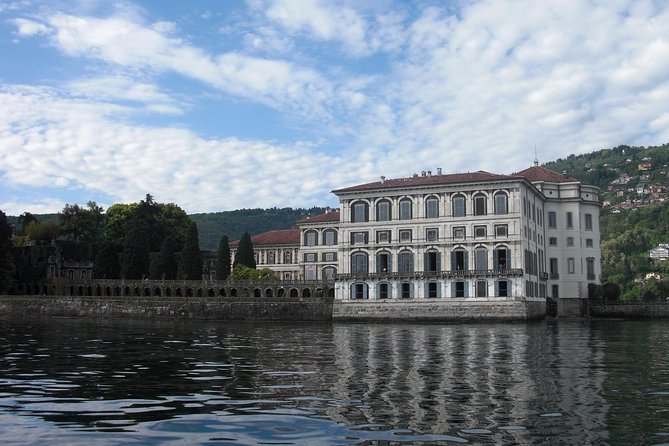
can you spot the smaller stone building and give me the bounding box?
[230,230,301,280]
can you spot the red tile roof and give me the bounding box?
[230,229,300,247]
[332,171,522,194]
[297,210,340,224]
[514,166,577,183]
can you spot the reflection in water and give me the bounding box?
[0,317,667,445]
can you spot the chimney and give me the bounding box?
[380,175,386,183]
[413,173,418,177]
[437,167,442,175]
[421,171,426,176]
[427,170,432,177]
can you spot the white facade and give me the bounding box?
[297,210,340,281]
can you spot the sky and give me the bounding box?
[1,0,668,215]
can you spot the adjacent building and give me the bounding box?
[229,230,301,280]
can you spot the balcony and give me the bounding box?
[336,269,524,281]
[587,273,596,280]
[549,273,560,279]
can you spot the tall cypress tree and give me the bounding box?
[152,236,178,280]
[216,235,231,280]
[234,232,256,269]
[121,226,150,279]
[179,222,202,280]
[92,241,120,279]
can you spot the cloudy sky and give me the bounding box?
[1,0,668,215]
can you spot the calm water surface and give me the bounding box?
[0,317,667,445]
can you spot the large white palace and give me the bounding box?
[232,164,601,301]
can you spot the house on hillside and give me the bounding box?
[639,162,652,171]
[650,244,669,260]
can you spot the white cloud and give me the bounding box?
[12,18,49,36]
[0,198,66,216]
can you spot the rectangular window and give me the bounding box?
[552,284,559,298]
[377,230,391,243]
[453,196,465,217]
[549,237,557,246]
[351,232,368,245]
[585,213,593,231]
[587,258,595,279]
[566,212,573,229]
[453,226,465,240]
[548,211,557,228]
[427,282,438,298]
[495,194,507,215]
[454,281,465,298]
[549,258,558,277]
[324,231,336,245]
[495,225,508,237]
[401,282,411,299]
[305,232,316,246]
[498,280,508,297]
[304,253,317,262]
[353,203,367,223]
[426,228,438,242]
[586,238,593,248]
[568,257,575,274]
[379,283,389,299]
[323,252,336,262]
[566,237,574,247]
[354,283,365,299]
[377,253,391,273]
[474,225,486,238]
[399,230,412,243]
[476,280,487,297]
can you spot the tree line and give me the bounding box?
[1,194,262,288]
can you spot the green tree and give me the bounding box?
[25,220,61,242]
[121,226,150,279]
[92,242,120,279]
[17,212,38,235]
[216,235,231,280]
[59,201,105,244]
[229,265,277,280]
[104,203,138,246]
[234,232,256,269]
[0,210,16,292]
[178,222,202,280]
[152,236,178,280]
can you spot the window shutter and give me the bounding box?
[463,251,469,270]
[436,253,441,271]
[451,252,456,271]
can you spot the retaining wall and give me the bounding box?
[332,298,546,321]
[0,295,333,321]
[589,303,669,318]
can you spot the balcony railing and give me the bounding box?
[587,273,596,280]
[549,273,560,279]
[336,268,524,281]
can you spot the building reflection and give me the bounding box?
[328,322,608,443]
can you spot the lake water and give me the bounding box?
[0,317,667,445]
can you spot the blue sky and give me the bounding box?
[1,0,668,215]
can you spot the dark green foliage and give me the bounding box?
[152,236,178,280]
[216,235,231,280]
[93,242,120,279]
[190,207,328,250]
[0,210,16,292]
[25,220,61,242]
[178,222,202,280]
[59,201,105,244]
[121,227,150,279]
[234,232,256,269]
[230,265,276,280]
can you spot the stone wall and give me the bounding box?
[0,295,333,321]
[589,303,669,318]
[332,298,546,321]
[557,297,587,317]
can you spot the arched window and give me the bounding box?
[494,246,511,270]
[284,250,292,264]
[494,192,508,215]
[451,249,468,271]
[376,251,392,273]
[323,229,337,245]
[351,201,369,223]
[377,282,391,299]
[304,230,318,246]
[474,193,487,216]
[399,198,413,220]
[496,280,509,297]
[323,266,336,280]
[268,251,275,264]
[424,249,441,272]
[425,196,439,218]
[476,280,488,297]
[376,199,391,221]
[351,252,369,275]
[398,250,414,273]
[452,194,466,217]
[474,247,488,270]
[305,266,316,280]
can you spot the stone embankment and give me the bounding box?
[589,303,669,318]
[0,295,333,321]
